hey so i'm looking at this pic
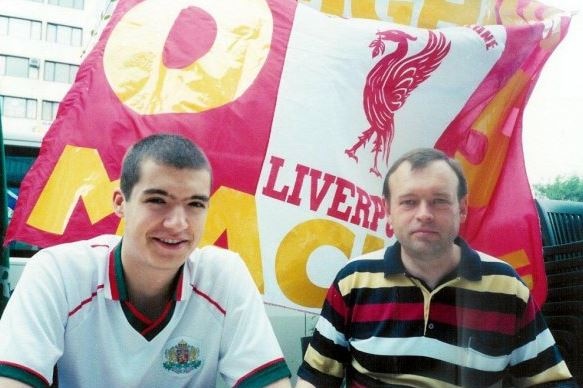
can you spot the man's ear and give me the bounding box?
[112,189,125,218]
[384,198,392,225]
[459,195,468,222]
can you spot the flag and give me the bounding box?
[5,0,573,310]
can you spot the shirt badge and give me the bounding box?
[163,338,203,374]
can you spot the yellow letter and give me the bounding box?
[418,0,481,28]
[501,249,533,289]
[199,187,264,292]
[276,219,354,308]
[103,0,273,114]
[27,145,118,234]
[457,70,529,208]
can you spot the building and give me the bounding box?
[0,0,114,145]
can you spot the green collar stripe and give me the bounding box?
[0,364,49,388]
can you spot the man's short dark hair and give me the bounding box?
[382,148,467,201]
[120,133,211,199]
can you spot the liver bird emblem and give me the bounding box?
[345,29,451,177]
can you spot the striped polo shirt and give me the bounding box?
[298,238,574,387]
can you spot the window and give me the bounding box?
[48,0,84,9]
[3,144,41,258]
[0,15,41,40]
[44,61,78,83]
[0,95,37,119]
[42,100,59,121]
[46,23,82,46]
[0,55,38,79]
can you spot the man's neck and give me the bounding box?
[401,245,461,289]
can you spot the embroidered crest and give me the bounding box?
[163,339,202,374]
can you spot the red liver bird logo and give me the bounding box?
[345,29,451,177]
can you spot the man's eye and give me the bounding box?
[433,198,452,208]
[189,202,206,209]
[146,197,165,204]
[401,200,416,206]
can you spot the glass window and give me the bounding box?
[0,55,29,78]
[71,26,82,46]
[43,61,78,83]
[0,16,7,35]
[4,144,41,258]
[46,23,82,46]
[0,95,37,119]
[30,20,41,40]
[42,100,59,121]
[54,62,69,83]
[0,16,41,39]
[26,99,36,119]
[48,0,84,9]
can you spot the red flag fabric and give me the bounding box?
[5,0,573,309]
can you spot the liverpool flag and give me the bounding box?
[5,0,574,310]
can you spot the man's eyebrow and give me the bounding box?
[142,189,209,202]
[191,195,210,203]
[143,188,169,196]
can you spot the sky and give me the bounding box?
[523,0,583,185]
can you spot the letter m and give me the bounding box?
[27,145,119,234]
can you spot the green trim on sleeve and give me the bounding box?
[0,363,50,388]
[236,361,291,388]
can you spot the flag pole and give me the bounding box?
[0,107,10,316]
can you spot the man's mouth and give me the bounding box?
[155,237,186,246]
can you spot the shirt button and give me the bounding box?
[428,323,434,330]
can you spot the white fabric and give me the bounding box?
[0,235,285,387]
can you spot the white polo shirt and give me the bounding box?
[0,235,290,387]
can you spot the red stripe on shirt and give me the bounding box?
[351,302,424,323]
[326,286,348,319]
[108,249,120,300]
[431,303,516,335]
[191,285,226,315]
[68,285,104,317]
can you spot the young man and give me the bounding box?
[0,134,291,387]
[297,148,575,387]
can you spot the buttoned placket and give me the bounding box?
[409,276,462,335]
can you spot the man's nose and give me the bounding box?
[415,201,434,221]
[164,206,188,230]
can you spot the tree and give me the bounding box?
[533,175,583,202]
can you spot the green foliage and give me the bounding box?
[534,175,583,202]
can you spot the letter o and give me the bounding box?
[103,0,273,114]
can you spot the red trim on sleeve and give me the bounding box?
[0,361,50,385]
[234,358,286,387]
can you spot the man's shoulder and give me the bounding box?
[337,247,388,277]
[31,234,118,267]
[189,245,241,263]
[186,245,248,278]
[475,250,520,276]
[39,234,119,255]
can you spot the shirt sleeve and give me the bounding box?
[217,252,291,387]
[297,278,350,387]
[508,292,576,387]
[0,251,67,387]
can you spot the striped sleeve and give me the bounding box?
[297,277,350,387]
[507,294,574,386]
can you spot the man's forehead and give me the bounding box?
[389,161,458,191]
